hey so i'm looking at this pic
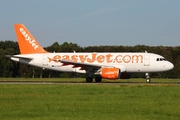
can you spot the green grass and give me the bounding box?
[0,83,180,120]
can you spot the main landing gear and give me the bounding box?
[86,77,93,82]
[86,76,102,83]
[145,73,151,83]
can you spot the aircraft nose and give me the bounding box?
[167,62,174,70]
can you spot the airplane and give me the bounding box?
[10,24,174,83]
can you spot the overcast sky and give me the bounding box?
[0,0,180,47]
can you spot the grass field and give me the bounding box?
[0,78,180,120]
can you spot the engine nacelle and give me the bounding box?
[101,68,120,79]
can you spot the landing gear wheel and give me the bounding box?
[145,73,151,83]
[86,77,93,83]
[146,78,151,83]
[95,76,102,82]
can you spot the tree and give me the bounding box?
[0,40,179,78]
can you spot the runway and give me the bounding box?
[0,81,180,85]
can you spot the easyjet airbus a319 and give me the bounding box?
[11,24,174,83]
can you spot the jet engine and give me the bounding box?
[101,68,120,79]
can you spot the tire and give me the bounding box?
[95,76,102,82]
[146,79,151,83]
[86,77,93,82]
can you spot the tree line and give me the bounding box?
[0,40,179,78]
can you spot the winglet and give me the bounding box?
[14,24,48,54]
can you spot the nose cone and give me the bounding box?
[166,62,174,70]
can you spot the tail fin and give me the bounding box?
[14,24,48,54]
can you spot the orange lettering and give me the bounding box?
[123,55,131,63]
[115,55,122,63]
[87,53,97,63]
[97,55,105,63]
[53,55,61,63]
[79,55,88,63]
[106,54,113,63]
[48,54,144,64]
[71,55,78,62]
[62,55,70,60]
[132,55,143,63]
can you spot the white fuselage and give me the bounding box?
[11,52,174,74]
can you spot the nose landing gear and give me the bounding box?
[145,73,151,83]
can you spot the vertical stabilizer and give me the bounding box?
[14,24,48,54]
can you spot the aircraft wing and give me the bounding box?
[60,59,116,71]
[60,59,127,72]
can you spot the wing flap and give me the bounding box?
[60,59,101,70]
[60,59,127,72]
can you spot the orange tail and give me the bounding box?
[14,24,48,54]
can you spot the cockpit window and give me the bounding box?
[156,58,167,61]
[163,58,166,61]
